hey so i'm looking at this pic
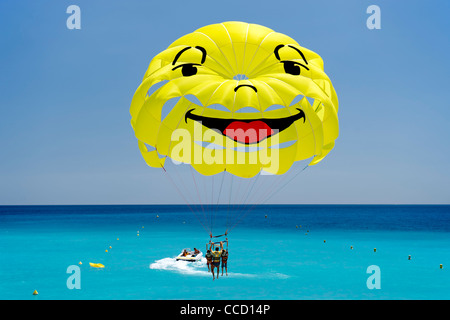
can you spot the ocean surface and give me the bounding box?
[0,205,449,300]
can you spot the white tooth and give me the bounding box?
[235,106,261,113]
[264,104,285,112]
[207,104,231,112]
[289,94,304,106]
[306,96,315,107]
[184,94,203,106]
[194,141,225,150]
[233,146,262,152]
[268,140,297,149]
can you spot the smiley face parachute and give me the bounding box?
[130,22,338,236]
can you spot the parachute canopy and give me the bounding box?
[130,21,339,178]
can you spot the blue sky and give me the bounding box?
[0,0,449,204]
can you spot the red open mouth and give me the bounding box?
[224,121,274,144]
[185,108,305,144]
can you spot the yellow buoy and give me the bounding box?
[32,290,38,295]
[89,263,105,268]
[142,226,144,228]
[105,249,108,252]
[109,246,112,249]
[78,261,82,265]
[117,238,119,240]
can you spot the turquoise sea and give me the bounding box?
[0,205,449,300]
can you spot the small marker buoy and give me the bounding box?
[105,249,108,252]
[142,226,144,228]
[32,290,38,295]
[408,255,411,260]
[350,246,353,250]
[109,246,112,249]
[156,215,159,218]
[440,264,443,269]
[323,240,326,243]
[117,238,119,240]
[78,261,82,265]
[374,248,377,252]
[89,262,105,268]
[265,215,267,218]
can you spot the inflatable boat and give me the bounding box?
[175,248,202,262]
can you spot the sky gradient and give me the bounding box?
[0,0,449,204]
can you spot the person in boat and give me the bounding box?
[205,249,213,271]
[182,249,188,257]
[209,241,224,280]
[193,248,200,255]
[221,248,228,276]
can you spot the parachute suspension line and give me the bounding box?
[160,163,211,234]
[169,160,208,228]
[240,172,261,207]
[189,165,209,233]
[209,169,226,237]
[261,163,310,204]
[201,169,211,233]
[231,175,243,221]
[251,109,318,206]
[210,175,214,236]
[227,172,261,233]
[251,173,290,206]
[229,163,310,232]
[231,172,261,225]
[234,175,255,216]
[226,174,234,234]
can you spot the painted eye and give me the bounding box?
[172,63,201,77]
[283,61,301,75]
[181,64,198,77]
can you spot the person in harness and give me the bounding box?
[221,247,228,276]
[209,241,224,280]
[205,249,213,272]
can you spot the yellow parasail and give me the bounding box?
[130,22,338,178]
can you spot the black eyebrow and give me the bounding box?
[195,46,207,64]
[172,46,207,65]
[274,44,308,65]
[172,63,201,71]
[280,60,309,70]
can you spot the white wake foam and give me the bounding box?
[149,257,289,279]
[149,257,210,276]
